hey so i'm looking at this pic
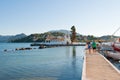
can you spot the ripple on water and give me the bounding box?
[0,43,85,80]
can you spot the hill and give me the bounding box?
[49,29,80,35]
[11,32,65,42]
[98,35,120,41]
[0,33,27,42]
[8,30,120,43]
[49,29,71,35]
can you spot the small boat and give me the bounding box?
[101,42,113,51]
[112,42,120,52]
[106,51,120,60]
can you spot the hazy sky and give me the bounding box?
[1,0,120,36]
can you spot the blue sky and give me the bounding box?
[0,0,120,36]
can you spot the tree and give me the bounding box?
[71,26,76,43]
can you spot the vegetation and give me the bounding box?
[71,26,76,42]
[11,32,65,42]
[11,29,117,43]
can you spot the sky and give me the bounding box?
[1,0,120,37]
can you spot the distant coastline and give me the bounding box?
[0,29,120,43]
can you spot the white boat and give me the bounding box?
[112,42,120,52]
[101,42,113,51]
[106,51,120,60]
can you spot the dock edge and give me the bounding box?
[81,53,86,80]
[99,53,120,74]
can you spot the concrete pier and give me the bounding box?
[82,51,120,80]
[30,43,85,46]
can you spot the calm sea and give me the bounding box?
[0,43,85,80]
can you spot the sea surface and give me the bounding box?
[0,43,85,80]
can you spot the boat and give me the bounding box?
[112,42,120,52]
[111,38,120,52]
[103,27,120,60]
[111,27,120,52]
[100,42,113,51]
[106,51,120,60]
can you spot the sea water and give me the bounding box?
[0,43,85,80]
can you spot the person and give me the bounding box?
[97,41,102,52]
[86,42,91,54]
[97,44,100,52]
[92,40,97,53]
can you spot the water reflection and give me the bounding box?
[72,46,76,66]
[71,46,81,80]
[72,46,76,58]
[65,46,76,58]
[62,46,81,80]
[0,43,84,80]
[65,46,70,58]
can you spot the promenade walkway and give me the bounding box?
[82,51,120,80]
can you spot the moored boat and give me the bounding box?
[106,51,120,60]
[112,42,120,52]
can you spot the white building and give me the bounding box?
[45,34,71,44]
[64,34,71,44]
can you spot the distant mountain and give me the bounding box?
[0,36,11,42]
[49,29,71,34]
[8,33,27,42]
[2,31,119,43]
[99,35,120,41]
[0,33,27,42]
[9,30,120,43]
[11,32,65,42]
[11,29,94,43]
[49,29,80,35]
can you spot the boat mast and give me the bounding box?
[111,27,120,38]
[111,27,120,42]
[111,27,120,37]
